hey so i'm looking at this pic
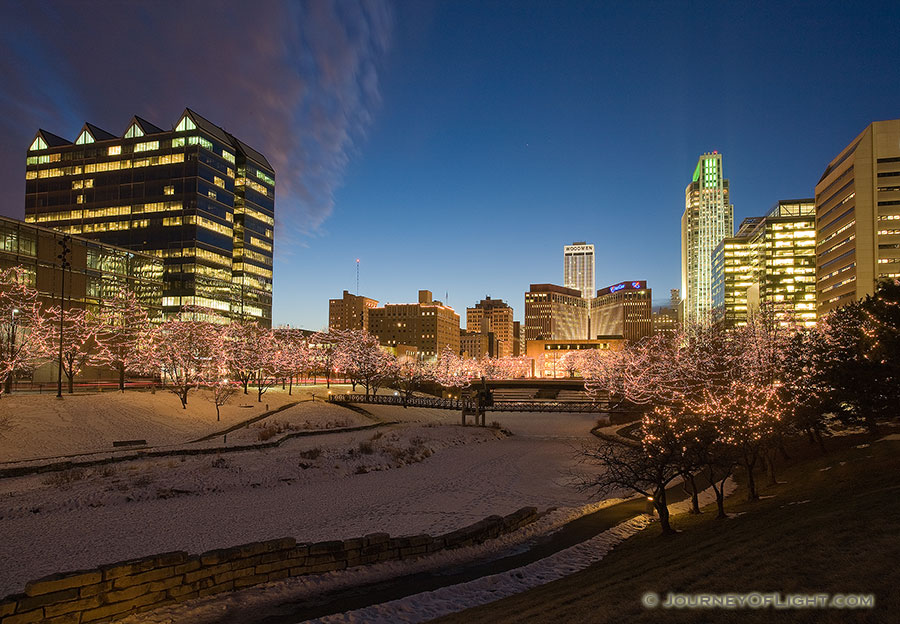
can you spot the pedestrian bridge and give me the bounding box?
[328,393,628,413]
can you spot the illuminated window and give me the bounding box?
[213,176,225,188]
[76,194,84,204]
[29,136,48,151]
[135,141,159,153]
[108,145,121,156]
[164,185,174,196]
[163,216,183,226]
[75,130,94,145]
[175,115,196,132]
[125,123,144,139]
[208,190,217,200]
[222,151,235,164]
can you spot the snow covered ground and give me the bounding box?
[0,405,604,596]
[0,386,357,463]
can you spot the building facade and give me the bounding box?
[590,280,652,342]
[713,200,817,329]
[524,283,588,342]
[815,119,900,316]
[712,218,763,328]
[367,290,460,359]
[25,109,274,326]
[682,152,734,325]
[466,296,514,357]
[329,290,378,331]
[0,214,163,316]
[563,242,595,299]
[459,329,496,359]
[525,338,624,378]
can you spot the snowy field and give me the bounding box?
[0,386,360,463]
[0,397,605,596]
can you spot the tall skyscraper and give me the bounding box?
[25,109,275,326]
[816,120,900,316]
[682,152,733,325]
[564,242,595,300]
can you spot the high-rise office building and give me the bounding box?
[466,296,514,357]
[712,200,817,329]
[712,218,763,328]
[682,152,733,325]
[25,109,275,325]
[524,284,588,341]
[564,242,595,300]
[815,119,900,316]
[590,280,652,342]
[329,290,378,331]
[367,290,460,359]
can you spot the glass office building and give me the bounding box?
[25,109,274,325]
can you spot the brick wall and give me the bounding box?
[0,506,538,623]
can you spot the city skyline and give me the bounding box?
[2,1,900,330]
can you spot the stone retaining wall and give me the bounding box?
[0,506,538,624]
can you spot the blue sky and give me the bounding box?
[2,1,899,328]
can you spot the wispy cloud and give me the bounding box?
[0,0,393,238]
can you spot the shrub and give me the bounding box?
[299,447,323,460]
[42,468,86,489]
[359,440,375,455]
[257,425,278,442]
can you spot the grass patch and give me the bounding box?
[433,435,900,624]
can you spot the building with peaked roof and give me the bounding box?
[25,109,274,325]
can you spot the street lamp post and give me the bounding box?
[56,235,72,399]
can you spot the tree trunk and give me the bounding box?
[118,363,125,392]
[68,373,74,394]
[654,488,675,535]
[745,456,759,502]
[766,449,778,486]
[288,375,293,396]
[688,473,700,514]
[216,405,220,421]
[814,429,827,454]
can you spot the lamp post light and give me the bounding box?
[56,235,72,399]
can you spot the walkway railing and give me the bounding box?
[328,394,617,413]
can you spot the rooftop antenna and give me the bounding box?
[356,258,360,296]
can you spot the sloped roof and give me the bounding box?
[232,136,273,172]
[182,108,232,146]
[181,108,274,172]
[83,123,117,141]
[34,129,71,147]
[129,115,166,135]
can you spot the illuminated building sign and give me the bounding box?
[597,281,647,296]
